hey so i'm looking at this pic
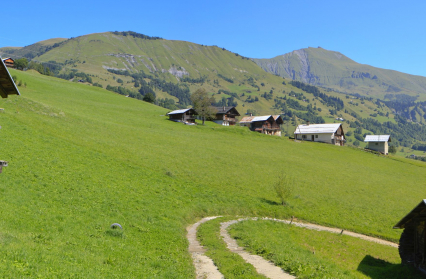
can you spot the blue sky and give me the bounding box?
[2,0,426,76]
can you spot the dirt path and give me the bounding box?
[187,216,224,279]
[259,217,398,248]
[221,220,295,278]
[187,216,398,279]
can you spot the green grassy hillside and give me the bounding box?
[5,32,426,158]
[35,32,267,87]
[254,47,426,100]
[1,69,425,277]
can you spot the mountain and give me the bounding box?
[1,31,282,112]
[253,47,426,100]
[4,32,426,154]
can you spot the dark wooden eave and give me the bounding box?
[394,200,426,229]
[213,106,240,116]
[273,115,283,125]
[0,57,20,98]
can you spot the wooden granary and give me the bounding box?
[394,200,426,273]
[0,57,20,173]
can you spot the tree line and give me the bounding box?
[111,31,162,40]
[290,80,344,111]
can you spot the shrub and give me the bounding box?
[273,175,294,206]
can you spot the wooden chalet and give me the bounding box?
[167,108,197,123]
[2,58,15,68]
[211,106,240,126]
[0,57,20,98]
[294,123,345,146]
[394,200,426,273]
[364,135,391,155]
[239,115,283,136]
[0,57,20,174]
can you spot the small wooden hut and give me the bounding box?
[0,57,20,174]
[0,57,20,98]
[394,200,426,273]
[167,108,197,123]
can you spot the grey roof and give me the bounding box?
[167,108,193,115]
[394,200,426,229]
[294,123,341,134]
[252,115,271,122]
[0,57,20,98]
[240,115,273,124]
[364,135,391,142]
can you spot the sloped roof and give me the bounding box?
[252,115,271,122]
[364,135,391,142]
[240,115,274,123]
[273,115,283,124]
[294,123,342,134]
[394,200,426,229]
[167,108,196,115]
[239,116,256,123]
[212,106,240,116]
[0,57,20,98]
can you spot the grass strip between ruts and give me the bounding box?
[197,216,266,279]
[228,219,424,279]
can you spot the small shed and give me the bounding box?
[211,106,240,126]
[294,123,345,146]
[0,57,20,98]
[2,58,15,68]
[240,115,282,136]
[167,108,197,123]
[0,57,20,174]
[394,200,426,273]
[364,135,391,155]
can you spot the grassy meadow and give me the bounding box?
[1,69,426,277]
[228,220,423,278]
[198,218,423,278]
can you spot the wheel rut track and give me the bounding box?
[187,217,398,278]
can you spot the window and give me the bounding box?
[375,143,378,145]
[315,135,318,138]
[302,135,306,139]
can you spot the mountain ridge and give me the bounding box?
[253,47,426,100]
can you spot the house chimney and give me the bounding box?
[250,113,253,117]
[306,121,310,126]
[223,106,225,111]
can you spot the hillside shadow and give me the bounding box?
[258,197,280,206]
[357,255,424,279]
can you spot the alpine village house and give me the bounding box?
[166,108,197,123]
[294,123,346,146]
[211,106,240,126]
[1,58,14,68]
[239,115,283,136]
